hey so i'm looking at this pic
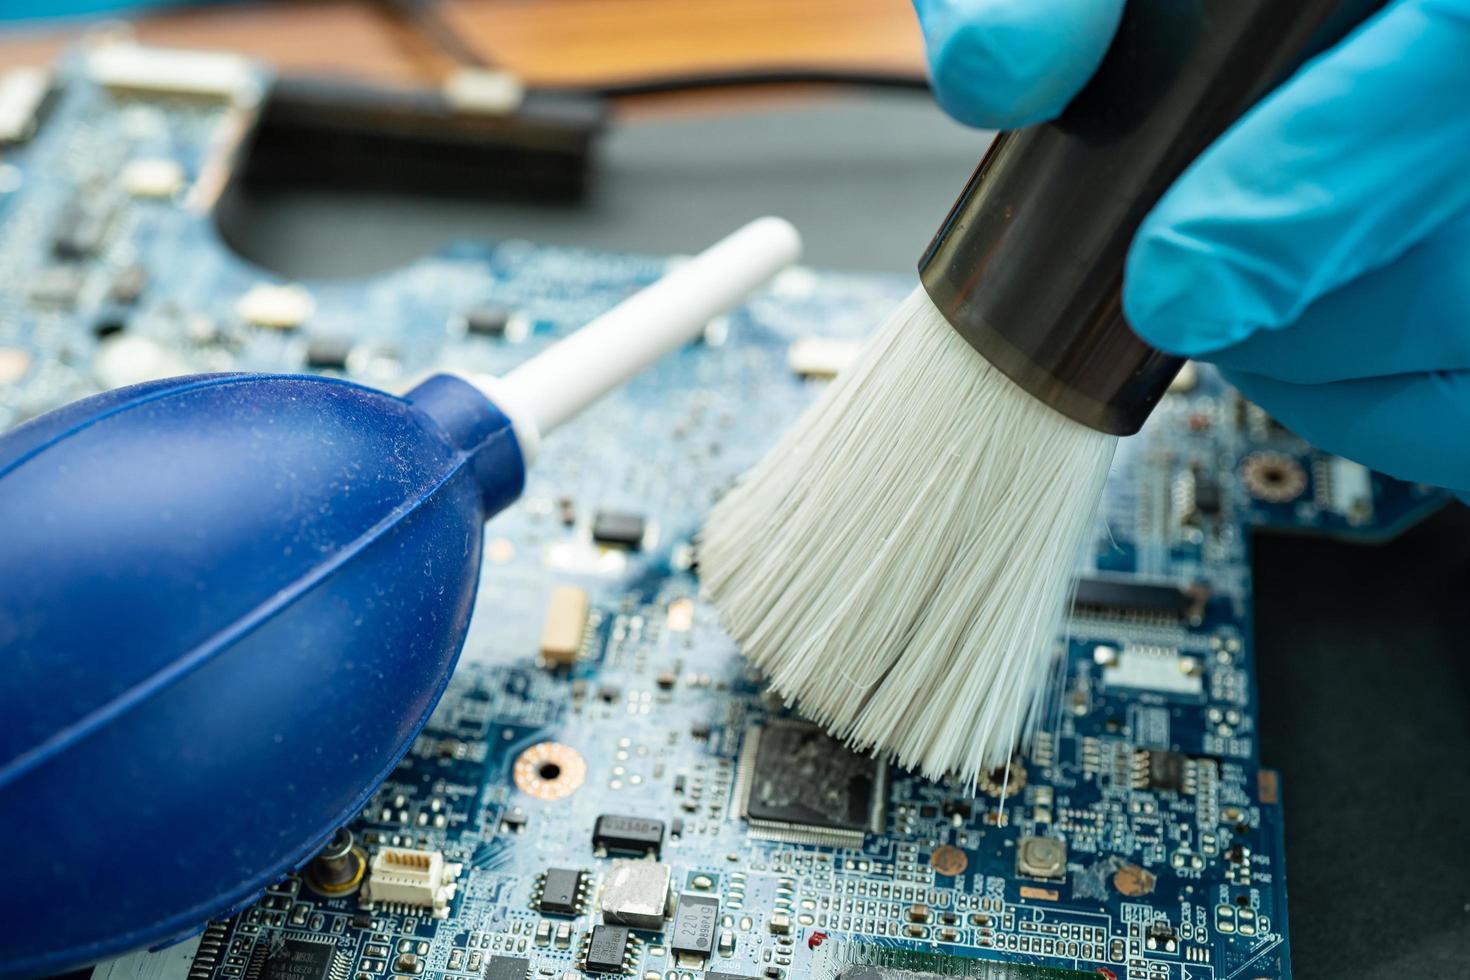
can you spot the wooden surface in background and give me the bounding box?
[0,0,927,98]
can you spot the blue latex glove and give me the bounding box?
[915,0,1470,494]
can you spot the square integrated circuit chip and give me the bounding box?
[737,719,885,847]
[485,956,530,980]
[249,937,339,980]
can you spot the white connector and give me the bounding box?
[362,848,461,918]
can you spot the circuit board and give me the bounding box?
[0,45,1447,980]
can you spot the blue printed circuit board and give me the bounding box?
[0,45,1446,980]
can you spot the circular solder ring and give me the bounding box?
[514,742,588,800]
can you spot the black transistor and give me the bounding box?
[591,510,645,549]
[592,814,664,858]
[462,305,513,336]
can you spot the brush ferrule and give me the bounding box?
[919,0,1385,437]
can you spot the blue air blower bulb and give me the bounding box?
[0,218,798,977]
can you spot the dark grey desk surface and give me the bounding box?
[220,94,1470,979]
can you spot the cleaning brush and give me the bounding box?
[702,0,1383,783]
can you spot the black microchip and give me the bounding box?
[486,956,530,980]
[251,937,337,980]
[305,336,353,370]
[1147,750,1189,792]
[670,894,719,958]
[592,510,645,549]
[93,313,127,338]
[539,867,583,915]
[744,720,880,834]
[1194,478,1222,515]
[52,198,111,259]
[1072,577,1195,617]
[584,925,630,973]
[593,814,664,857]
[462,305,512,335]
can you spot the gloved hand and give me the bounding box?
[914,0,1470,494]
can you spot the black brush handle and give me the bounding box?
[918,0,1385,436]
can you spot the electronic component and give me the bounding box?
[1136,750,1190,792]
[592,815,664,857]
[598,859,671,929]
[460,305,512,336]
[536,867,586,915]
[237,283,315,330]
[1015,836,1067,880]
[121,157,185,199]
[1097,644,1204,696]
[737,719,885,847]
[1166,359,1198,393]
[1241,452,1307,503]
[787,336,863,379]
[976,760,1027,799]
[88,42,258,101]
[246,937,341,980]
[1194,474,1222,515]
[304,335,354,371]
[591,510,645,549]
[28,266,83,308]
[669,894,718,959]
[361,847,460,918]
[1072,576,1208,623]
[303,828,365,897]
[1324,456,1373,520]
[93,335,188,390]
[514,742,587,800]
[485,956,530,980]
[51,198,113,259]
[0,347,33,385]
[109,264,148,305]
[0,67,52,145]
[539,585,589,666]
[583,925,631,974]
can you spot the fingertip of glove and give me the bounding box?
[917,0,1123,130]
[1123,224,1262,359]
[925,19,1065,128]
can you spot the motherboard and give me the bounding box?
[0,44,1446,980]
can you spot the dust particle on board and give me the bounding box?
[583,925,631,974]
[485,955,530,980]
[592,814,664,858]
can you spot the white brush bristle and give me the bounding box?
[700,287,1117,784]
